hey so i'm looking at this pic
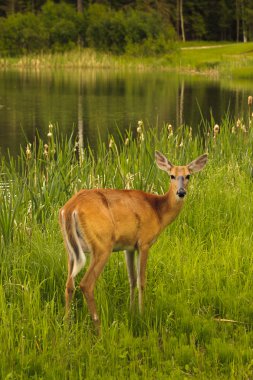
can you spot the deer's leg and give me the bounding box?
[125,250,137,309]
[64,255,75,319]
[137,246,149,314]
[79,248,111,330]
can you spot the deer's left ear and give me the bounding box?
[155,151,174,173]
[187,154,208,173]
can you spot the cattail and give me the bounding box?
[137,120,143,134]
[213,124,219,140]
[109,138,114,149]
[167,124,173,138]
[189,127,192,141]
[43,144,49,158]
[248,96,253,105]
[241,124,247,133]
[26,143,32,160]
[213,124,219,133]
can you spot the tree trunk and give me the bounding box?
[176,0,180,39]
[180,0,185,42]
[236,0,240,41]
[241,0,247,42]
[77,0,83,13]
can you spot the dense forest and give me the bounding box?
[0,0,252,56]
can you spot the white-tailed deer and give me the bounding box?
[59,151,208,330]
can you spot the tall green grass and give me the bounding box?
[1,116,253,379]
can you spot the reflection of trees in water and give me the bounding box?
[177,79,185,127]
[0,69,251,156]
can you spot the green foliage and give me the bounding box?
[0,2,176,56]
[0,12,48,55]
[124,9,176,56]
[40,1,83,51]
[86,4,127,54]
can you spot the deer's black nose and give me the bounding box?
[177,189,186,198]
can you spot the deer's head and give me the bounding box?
[155,151,208,200]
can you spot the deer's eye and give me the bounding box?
[186,175,190,180]
[170,175,176,180]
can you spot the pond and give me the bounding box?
[0,68,251,156]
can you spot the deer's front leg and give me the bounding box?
[137,246,149,314]
[125,250,136,309]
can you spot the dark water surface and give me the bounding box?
[0,69,251,156]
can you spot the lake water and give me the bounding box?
[0,69,251,156]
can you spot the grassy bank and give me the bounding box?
[1,114,253,378]
[1,42,253,78]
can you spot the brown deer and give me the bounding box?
[59,151,208,330]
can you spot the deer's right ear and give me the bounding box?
[155,151,174,172]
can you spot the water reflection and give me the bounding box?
[0,68,251,156]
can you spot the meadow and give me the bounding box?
[1,112,253,379]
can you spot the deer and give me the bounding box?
[59,151,208,331]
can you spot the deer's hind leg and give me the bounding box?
[65,257,75,318]
[79,247,111,331]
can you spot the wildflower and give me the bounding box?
[232,126,236,134]
[125,138,129,146]
[48,123,54,131]
[47,132,52,138]
[248,96,253,105]
[179,140,184,148]
[26,143,32,160]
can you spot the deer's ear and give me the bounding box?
[155,151,174,172]
[187,154,208,173]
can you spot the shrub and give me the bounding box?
[86,4,126,54]
[0,12,48,55]
[40,1,83,50]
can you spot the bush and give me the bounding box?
[86,4,126,54]
[124,9,176,56]
[0,12,48,55]
[40,1,83,50]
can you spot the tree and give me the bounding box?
[77,0,83,12]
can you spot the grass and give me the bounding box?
[1,42,253,78]
[176,42,253,78]
[1,113,253,379]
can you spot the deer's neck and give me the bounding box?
[157,187,185,230]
